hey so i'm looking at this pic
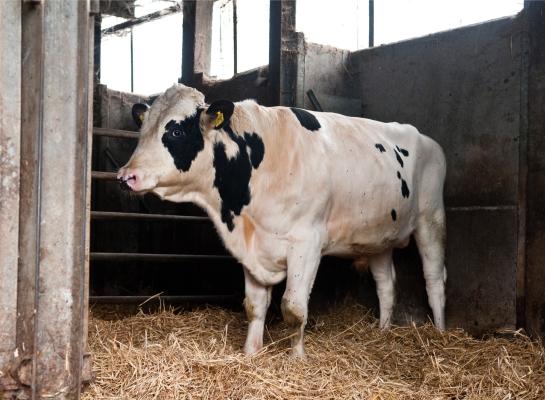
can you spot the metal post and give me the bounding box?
[269,0,298,106]
[0,0,22,387]
[233,0,238,75]
[130,27,134,92]
[15,0,92,397]
[181,0,213,84]
[369,0,374,47]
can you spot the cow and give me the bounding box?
[118,84,447,358]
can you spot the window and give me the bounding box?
[99,0,182,95]
[297,0,369,51]
[374,0,524,46]
[296,0,523,50]
[210,0,235,79]
[210,0,269,80]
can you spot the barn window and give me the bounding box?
[296,0,523,49]
[373,0,524,46]
[100,0,183,94]
[210,0,270,79]
[296,0,370,50]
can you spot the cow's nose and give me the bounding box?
[117,168,138,191]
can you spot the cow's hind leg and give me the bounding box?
[414,211,447,330]
[282,234,322,358]
[243,268,272,355]
[369,250,396,329]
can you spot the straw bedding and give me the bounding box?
[83,303,545,399]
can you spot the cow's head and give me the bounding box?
[117,84,234,201]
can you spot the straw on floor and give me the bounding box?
[83,303,545,400]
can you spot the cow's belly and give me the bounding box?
[323,230,412,257]
[323,204,416,257]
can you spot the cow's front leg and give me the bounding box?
[243,268,271,355]
[282,235,322,358]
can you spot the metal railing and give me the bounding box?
[91,127,237,304]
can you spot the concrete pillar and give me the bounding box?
[10,0,93,398]
[181,0,214,84]
[0,0,22,386]
[268,0,303,107]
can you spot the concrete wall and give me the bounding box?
[349,16,527,334]
[296,42,361,116]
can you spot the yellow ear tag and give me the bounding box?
[214,111,224,128]
[139,114,145,123]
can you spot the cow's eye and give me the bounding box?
[172,129,182,137]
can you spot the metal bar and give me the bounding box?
[17,0,46,395]
[130,27,134,92]
[101,4,182,36]
[82,1,97,385]
[91,211,209,222]
[89,294,241,304]
[181,0,196,84]
[94,14,101,83]
[91,252,233,261]
[306,90,324,112]
[369,0,374,47]
[516,18,530,331]
[0,0,22,378]
[445,205,517,212]
[93,126,139,139]
[233,0,238,74]
[269,0,297,106]
[92,171,118,180]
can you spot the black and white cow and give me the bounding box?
[118,84,447,357]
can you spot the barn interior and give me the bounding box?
[1,0,545,398]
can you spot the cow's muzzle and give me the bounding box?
[117,170,138,191]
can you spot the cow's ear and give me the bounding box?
[205,100,234,130]
[132,103,150,128]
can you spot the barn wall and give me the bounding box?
[297,42,361,116]
[349,15,526,334]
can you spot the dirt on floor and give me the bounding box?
[83,302,545,400]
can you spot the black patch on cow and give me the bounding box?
[244,132,265,169]
[391,209,397,221]
[397,171,401,179]
[394,149,404,167]
[213,126,265,231]
[401,179,410,198]
[375,143,386,153]
[396,145,409,157]
[161,110,204,172]
[290,107,321,132]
